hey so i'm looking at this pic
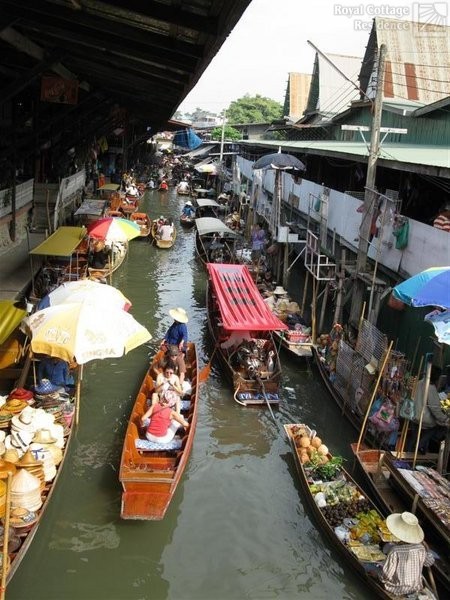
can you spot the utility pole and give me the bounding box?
[349,43,387,326]
[218,111,226,194]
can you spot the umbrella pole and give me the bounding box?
[0,473,12,600]
[412,359,432,469]
[356,341,393,453]
[75,364,83,426]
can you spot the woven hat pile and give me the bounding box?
[3,448,20,464]
[34,379,61,397]
[32,429,63,465]
[8,388,34,403]
[0,409,12,430]
[16,450,45,491]
[29,444,56,482]
[4,398,28,414]
[11,469,42,511]
[9,507,38,532]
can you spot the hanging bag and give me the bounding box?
[399,397,415,420]
[369,400,398,432]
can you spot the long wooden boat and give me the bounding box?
[130,212,152,238]
[206,263,287,407]
[284,423,435,600]
[351,444,450,591]
[120,197,139,217]
[5,382,77,584]
[119,342,198,520]
[151,222,177,249]
[176,183,191,196]
[273,330,313,359]
[87,240,128,280]
[195,217,242,268]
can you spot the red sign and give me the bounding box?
[41,76,78,105]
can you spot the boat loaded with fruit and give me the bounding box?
[284,424,439,599]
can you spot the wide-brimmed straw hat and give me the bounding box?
[185,200,193,206]
[11,406,36,431]
[32,429,57,445]
[273,286,288,295]
[169,307,189,323]
[386,512,424,544]
[5,399,28,413]
[8,388,34,402]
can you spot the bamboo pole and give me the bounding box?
[301,271,309,315]
[356,340,393,453]
[412,360,432,469]
[397,356,423,457]
[0,473,12,600]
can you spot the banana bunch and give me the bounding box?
[440,397,450,415]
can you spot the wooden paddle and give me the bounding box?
[198,346,218,383]
[257,377,276,423]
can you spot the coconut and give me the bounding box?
[317,444,328,456]
[311,437,322,449]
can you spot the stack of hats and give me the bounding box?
[32,429,62,466]
[3,448,20,464]
[4,398,28,415]
[0,431,5,457]
[28,444,56,482]
[9,507,39,533]
[16,450,45,491]
[0,408,12,430]
[33,379,61,405]
[7,387,34,405]
[10,469,42,511]
[7,406,36,457]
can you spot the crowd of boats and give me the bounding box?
[0,162,448,599]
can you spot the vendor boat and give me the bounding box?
[87,240,128,280]
[130,212,152,238]
[351,444,450,592]
[206,263,287,407]
[119,343,198,520]
[180,213,195,229]
[151,222,177,249]
[284,423,438,600]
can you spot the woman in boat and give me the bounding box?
[141,390,189,443]
[151,359,183,413]
[181,201,195,218]
[161,307,189,352]
[37,356,74,392]
[89,240,110,269]
[376,512,435,597]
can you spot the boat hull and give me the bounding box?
[119,343,198,520]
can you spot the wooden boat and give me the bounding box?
[158,182,169,192]
[176,183,191,196]
[120,197,138,217]
[119,343,198,520]
[130,212,152,238]
[195,198,223,219]
[206,263,287,407]
[5,385,77,584]
[151,222,176,249]
[87,240,128,280]
[351,444,450,592]
[195,217,242,267]
[284,423,436,600]
[105,209,123,218]
[273,329,313,359]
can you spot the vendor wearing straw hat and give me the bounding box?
[161,308,189,353]
[378,511,434,596]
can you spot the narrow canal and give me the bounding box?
[8,190,376,600]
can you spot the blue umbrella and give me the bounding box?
[392,266,450,309]
[253,150,305,171]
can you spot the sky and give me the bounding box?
[177,0,447,115]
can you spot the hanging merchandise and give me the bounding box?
[399,396,415,420]
[392,216,409,250]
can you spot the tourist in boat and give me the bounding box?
[161,307,189,352]
[151,359,183,413]
[377,512,435,596]
[141,390,189,443]
[125,182,139,197]
[178,180,190,194]
[181,201,195,218]
[37,356,74,392]
[159,219,173,241]
[159,179,168,191]
[147,178,155,190]
[156,215,165,232]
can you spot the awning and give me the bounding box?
[196,217,239,237]
[196,199,221,209]
[173,128,202,150]
[183,143,216,159]
[98,183,120,191]
[30,227,86,256]
[0,300,26,345]
[195,163,217,175]
[207,263,288,332]
[74,199,107,216]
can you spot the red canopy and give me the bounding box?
[207,263,288,332]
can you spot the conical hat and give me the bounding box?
[169,307,188,323]
[17,450,43,467]
[11,469,41,493]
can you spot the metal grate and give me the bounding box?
[356,319,388,364]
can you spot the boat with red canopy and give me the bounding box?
[206,263,288,407]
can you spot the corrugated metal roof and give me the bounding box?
[365,18,450,104]
[313,54,362,118]
[287,73,312,121]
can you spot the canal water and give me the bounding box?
[8,190,376,600]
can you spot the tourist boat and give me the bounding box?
[151,222,177,249]
[195,217,242,267]
[5,385,77,584]
[120,196,139,217]
[119,342,198,520]
[130,212,152,238]
[350,444,450,592]
[195,198,223,219]
[87,240,128,281]
[206,263,287,407]
[284,423,437,600]
[273,329,313,359]
[176,182,191,196]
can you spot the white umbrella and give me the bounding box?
[22,302,151,365]
[38,280,132,312]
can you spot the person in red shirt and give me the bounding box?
[141,390,189,443]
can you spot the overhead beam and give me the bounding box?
[0,26,90,91]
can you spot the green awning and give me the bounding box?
[0,300,26,345]
[30,226,86,256]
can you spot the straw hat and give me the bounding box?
[34,379,60,395]
[169,307,189,323]
[8,388,34,402]
[9,507,38,528]
[273,286,288,296]
[185,200,193,206]
[17,449,43,468]
[11,469,41,493]
[3,449,19,464]
[386,512,424,544]
[5,398,28,413]
[11,407,36,432]
[10,430,34,453]
[32,429,57,445]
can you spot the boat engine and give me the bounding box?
[235,341,266,379]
